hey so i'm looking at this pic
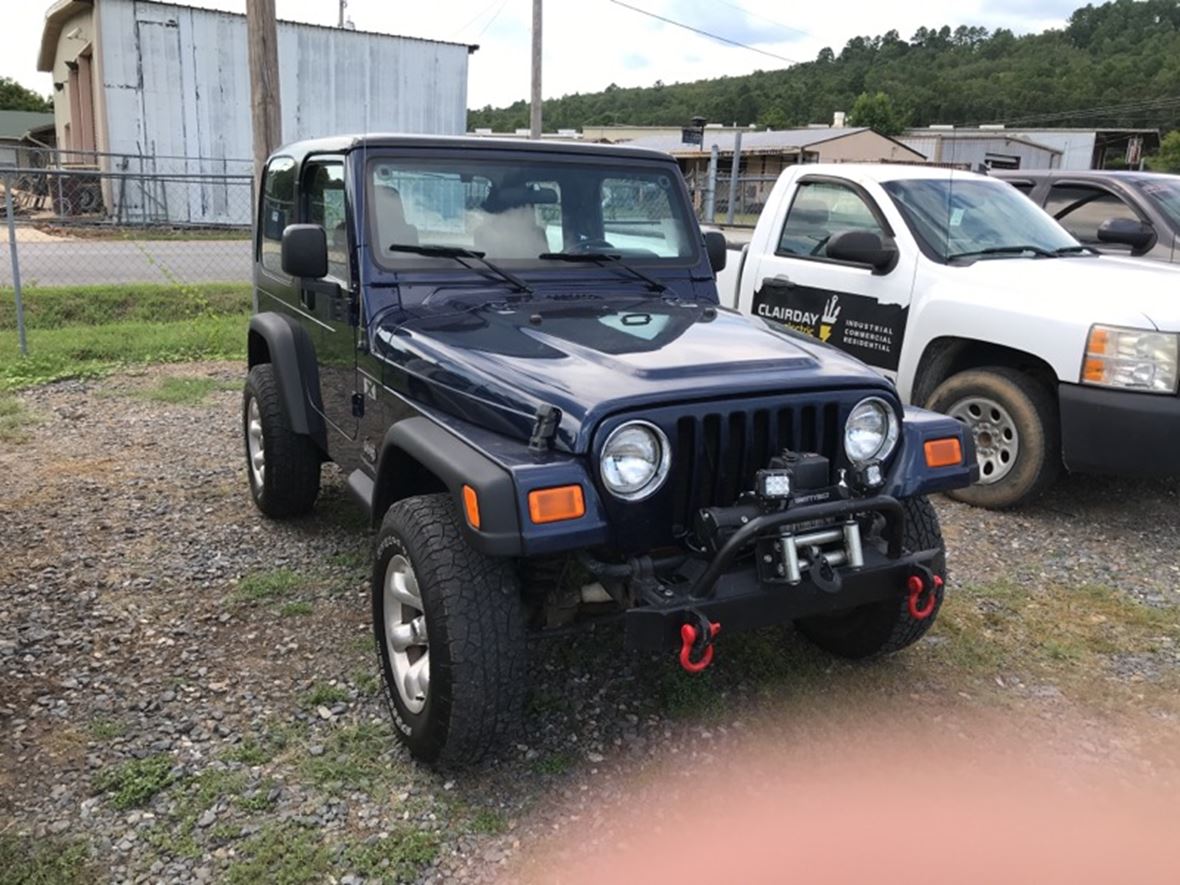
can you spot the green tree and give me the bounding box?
[1148,130,1180,172]
[0,77,51,112]
[846,91,909,135]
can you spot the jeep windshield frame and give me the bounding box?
[362,152,702,284]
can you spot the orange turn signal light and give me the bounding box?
[462,484,481,529]
[924,437,963,468]
[528,485,586,524]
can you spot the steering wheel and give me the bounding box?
[570,237,616,253]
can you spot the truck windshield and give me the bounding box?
[365,156,698,271]
[1134,178,1180,233]
[883,178,1081,263]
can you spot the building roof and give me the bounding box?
[622,127,925,159]
[0,110,56,141]
[275,133,681,164]
[38,0,475,72]
[901,130,1063,155]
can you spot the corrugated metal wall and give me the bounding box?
[899,136,1059,171]
[96,0,469,224]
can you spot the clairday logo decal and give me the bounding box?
[753,281,907,372]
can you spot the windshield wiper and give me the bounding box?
[537,252,668,293]
[387,244,534,296]
[1052,245,1097,256]
[946,245,1059,262]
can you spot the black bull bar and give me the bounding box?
[623,495,944,652]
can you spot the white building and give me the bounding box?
[901,127,1161,171]
[38,0,474,223]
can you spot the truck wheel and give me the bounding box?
[372,493,527,765]
[243,364,321,518]
[796,496,945,659]
[925,367,1059,509]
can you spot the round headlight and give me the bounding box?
[599,421,671,501]
[844,397,900,465]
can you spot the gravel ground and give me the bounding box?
[2,361,1178,883]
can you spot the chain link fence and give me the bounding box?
[685,171,781,228]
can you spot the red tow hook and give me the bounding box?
[679,620,721,673]
[906,572,943,621]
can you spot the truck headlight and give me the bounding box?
[844,397,899,466]
[1083,325,1179,393]
[600,421,671,501]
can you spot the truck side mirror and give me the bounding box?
[1097,217,1155,253]
[825,230,898,273]
[281,224,329,278]
[703,230,728,273]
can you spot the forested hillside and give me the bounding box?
[469,0,1180,134]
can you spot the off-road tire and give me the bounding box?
[373,493,528,766]
[925,366,1060,509]
[796,496,946,659]
[243,363,321,518]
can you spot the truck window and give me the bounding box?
[1045,184,1140,248]
[303,160,350,282]
[259,157,295,274]
[777,181,885,260]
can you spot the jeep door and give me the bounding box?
[738,175,917,377]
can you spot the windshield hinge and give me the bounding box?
[528,404,562,454]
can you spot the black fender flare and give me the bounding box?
[375,416,523,557]
[247,312,326,443]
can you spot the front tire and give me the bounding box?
[796,496,945,659]
[925,367,1059,509]
[243,364,321,518]
[372,493,527,765]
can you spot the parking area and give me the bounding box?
[1,361,1178,883]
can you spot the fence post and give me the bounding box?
[703,144,719,223]
[726,131,743,226]
[4,172,28,357]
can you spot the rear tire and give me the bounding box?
[796,496,945,659]
[243,363,321,518]
[925,367,1059,509]
[372,493,528,765]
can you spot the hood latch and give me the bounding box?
[529,404,562,454]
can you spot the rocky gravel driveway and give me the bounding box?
[2,362,1178,883]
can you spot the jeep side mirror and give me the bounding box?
[703,230,727,273]
[1097,217,1155,253]
[281,224,329,278]
[825,229,898,273]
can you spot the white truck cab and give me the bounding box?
[719,163,1180,508]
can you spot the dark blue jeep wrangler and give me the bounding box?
[244,135,976,764]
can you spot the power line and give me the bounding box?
[989,96,1180,127]
[450,1,502,39]
[473,0,512,40]
[607,0,798,64]
[710,0,809,39]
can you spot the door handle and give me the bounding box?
[764,274,796,289]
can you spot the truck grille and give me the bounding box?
[669,403,841,531]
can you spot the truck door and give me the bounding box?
[299,157,359,450]
[738,176,917,377]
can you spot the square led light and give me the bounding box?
[756,469,792,499]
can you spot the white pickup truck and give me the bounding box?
[716,163,1180,508]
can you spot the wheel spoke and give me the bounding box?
[388,622,416,652]
[403,655,429,702]
[387,573,421,609]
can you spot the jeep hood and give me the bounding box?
[372,296,890,453]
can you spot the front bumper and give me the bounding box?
[1059,382,1180,475]
[622,494,943,652]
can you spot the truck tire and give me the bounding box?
[925,367,1059,509]
[796,496,945,659]
[372,493,527,765]
[243,363,321,518]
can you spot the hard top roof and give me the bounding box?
[272,134,677,164]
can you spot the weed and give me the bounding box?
[87,717,125,741]
[92,754,176,809]
[300,722,399,795]
[0,283,250,330]
[226,823,330,885]
[531,750,574,776]
[343,829,441,881]
[280,601,314,617]
[0,394,35,442]
[0,834,95,885]
[351,668,380,696]
[304,682,350,707]
[328,549,367,570]
[137,376,237,405]
[469,808,508,835]
[232,568,305,604]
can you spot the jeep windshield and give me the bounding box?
[366,156,699,280]
[883,178,1086,264]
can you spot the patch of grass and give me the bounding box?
[531,750,574,776]
[0,283,250,330]
[236,778,279,812]
[232,568,305,604]
[300,722,400,795]
[222,732,290,766]
[0,394,35,442]
[137,376,238,405]
[92,753,176,809]
[87,717,126,741]
[0,834,95,885]
[0,313,247,391]
[226,823,330,885]
[328,550,367,571]
[469,808,508,835]
[351,668,380,696]
[303,682,350,707]
[280,600,314,617]
[343,829,441,881]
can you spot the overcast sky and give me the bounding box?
[3,0,1078,112]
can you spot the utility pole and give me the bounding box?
[530,0,542,139]
[246,0,282,181]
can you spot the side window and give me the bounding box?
[303,160,349,281]
[1045,184,1139,247]
[777,181,885,259]
[259,157,295,275]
